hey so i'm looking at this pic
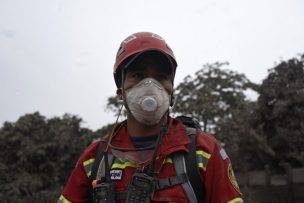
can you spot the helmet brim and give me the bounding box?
[115,49,176,88]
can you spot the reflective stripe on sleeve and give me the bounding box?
[57,195,71,203]
[163,157,173,164]
[196,150,211,172]
[227,197,244,203]
[83,158,95,177]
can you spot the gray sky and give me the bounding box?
[1,0,304,130]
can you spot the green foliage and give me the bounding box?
[0,112,95,202]
[254,54,304,168]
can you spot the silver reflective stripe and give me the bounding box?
[185,127,197,136]
[96,153,115,180]
[220,148,228,160]
[96,156,105,180]
[173,153,198,203]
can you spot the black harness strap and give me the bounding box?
[91,141,105,179]
[175,116,205,202]
[156,173,188,190]
[88,141,105,203]
[185,131,205,203]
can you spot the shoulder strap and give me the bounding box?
[88,141,115,203]
[88,141,104,203]
[184,129,205,203]
[91,141,105,181]
[173,151,198,203]
[174,116,205,202]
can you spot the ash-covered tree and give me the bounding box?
[215,101,275,171]
[106,96,127,119]
[173,62,258,132]
[172,62,267,171]
[0,112,93,202]
[254,54,304,168]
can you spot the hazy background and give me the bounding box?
[1,0,304,130]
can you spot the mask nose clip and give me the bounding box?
[143,78,163,90]
[145,80,152,84]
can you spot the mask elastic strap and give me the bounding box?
[146,122,167,176]
[120,68,125,96]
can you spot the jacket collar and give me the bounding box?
[110,117,190,161]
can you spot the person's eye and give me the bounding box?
[131,72,143,79]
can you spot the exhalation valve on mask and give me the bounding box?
[126,78,170,125]
[141,97,157,112]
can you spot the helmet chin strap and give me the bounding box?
[145,122,167,175]
[170,94,175,107]
[120,68,127,99]
[116,88,123,101]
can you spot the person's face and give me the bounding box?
[122,53,174,96]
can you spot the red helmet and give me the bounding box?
[113,32,177,87]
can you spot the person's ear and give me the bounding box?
[116,88,123,100]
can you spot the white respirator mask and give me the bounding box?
[125,78,170,126]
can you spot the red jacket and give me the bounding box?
[58,118,243,203]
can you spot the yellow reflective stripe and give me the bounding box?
[227,197,243,203]
[83,158,95,177]
[197,150,211,172]
[198,163,207,171]
[163,157,173,164]
[58,195,71,203]
[85,171,91,177]
[196,150,211,159]
[112,162,138,169]
[83,158,95,166]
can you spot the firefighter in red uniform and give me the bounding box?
[58,32,244,203]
